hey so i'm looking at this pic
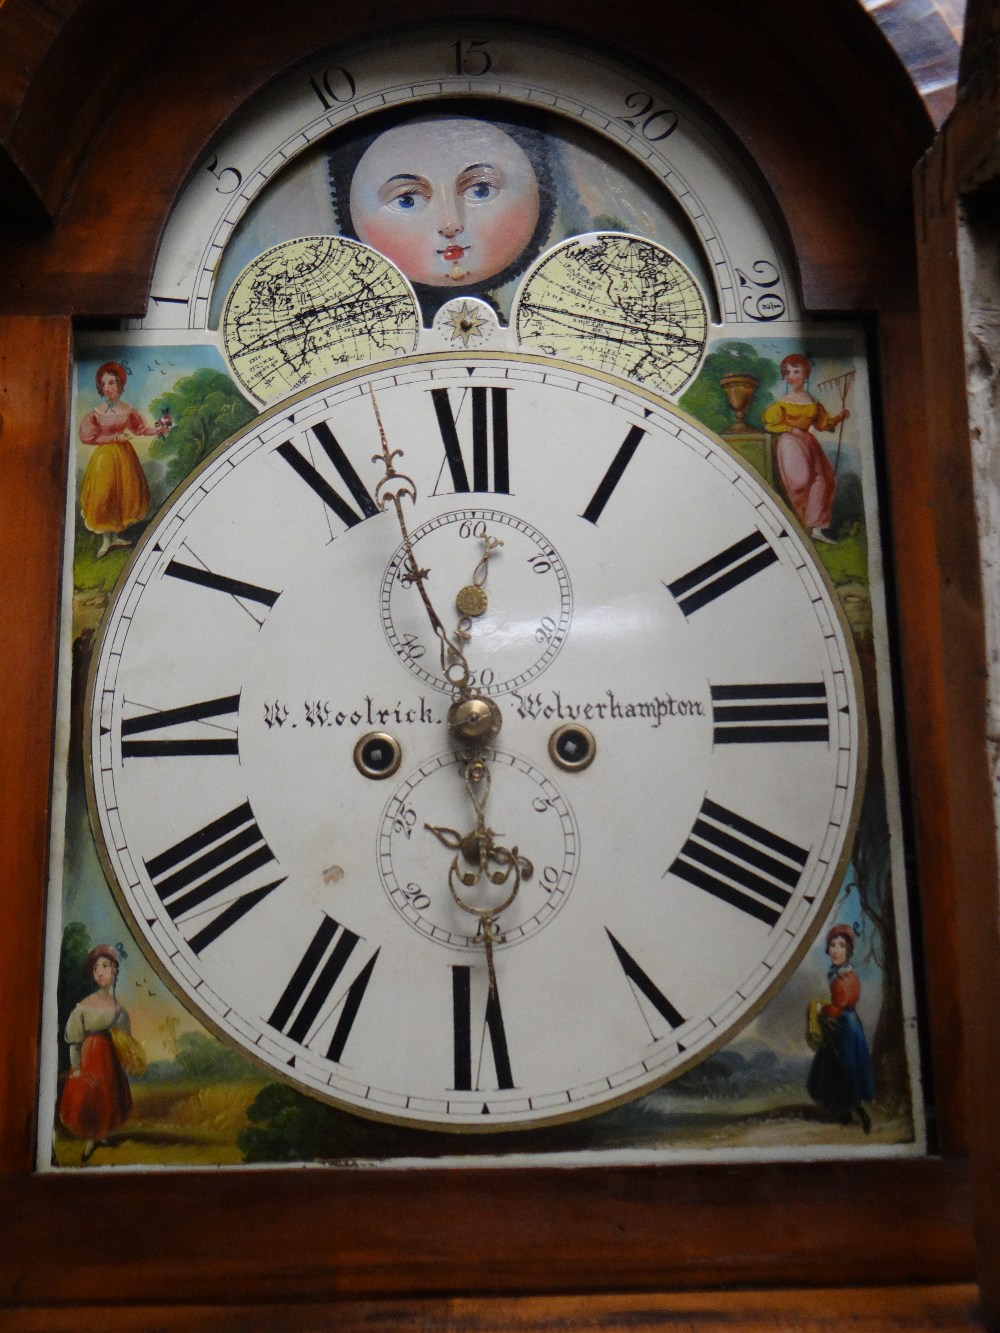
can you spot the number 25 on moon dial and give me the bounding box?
[87,351,864,1130]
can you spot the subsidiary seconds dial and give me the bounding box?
[87,352,864,1130]
[381,508,572,696]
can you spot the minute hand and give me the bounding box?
[368,386,527,995]
[369,387,467,689]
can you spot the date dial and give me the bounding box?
[378,748,579,950]
[381,509,572,697]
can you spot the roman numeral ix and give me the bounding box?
[121,694,240,758]
[144,800,285,954]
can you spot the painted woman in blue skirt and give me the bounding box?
[808,924,875,1133]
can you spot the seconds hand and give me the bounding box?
[370,387,532,995]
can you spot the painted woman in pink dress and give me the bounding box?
[762,353,849,543]
[78,360,168,558]
[59,945,133,1163]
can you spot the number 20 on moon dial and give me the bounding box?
[87,351,864,1130]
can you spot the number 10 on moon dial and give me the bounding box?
[87,352,864,1130]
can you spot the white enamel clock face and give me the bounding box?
[87,352,864,1130]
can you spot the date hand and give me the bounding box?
[424,822,534,884]
[424,759,532,998]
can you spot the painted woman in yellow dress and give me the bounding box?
[762,353,849,543]
[79,360,166,558]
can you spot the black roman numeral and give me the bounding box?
[268,916,379,1061]
[667,531,779,616]
[144,800,285,954]
[667,797,808,927]
[710,682,830,744]
[165,555,280,627]
[277,420,379,528]
[452,966,514,1092]
[581,425,647,525]
[606,931,685,1029]
[430,385,510,493]
[121,694,240,758]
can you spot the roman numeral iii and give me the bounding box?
[710,682,830,744]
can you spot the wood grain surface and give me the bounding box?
[0,1284,991,1331]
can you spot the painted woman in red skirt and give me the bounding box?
[60,944,134,1162]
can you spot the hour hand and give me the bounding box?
[424,822,464,853]
[424,823,533,882]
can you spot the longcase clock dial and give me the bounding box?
[86,351,863,1130]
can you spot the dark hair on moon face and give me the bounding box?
[327,102,557,319]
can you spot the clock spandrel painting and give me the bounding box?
[38,26,925,1166]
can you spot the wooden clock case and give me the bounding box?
[1,0,997,1324]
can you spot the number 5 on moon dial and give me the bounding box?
[87,351,864,1130]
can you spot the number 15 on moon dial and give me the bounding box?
[87,352,864,1130]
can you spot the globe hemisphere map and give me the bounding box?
[514,233,708,398]
[222,236,420,404]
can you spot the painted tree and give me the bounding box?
[56,922,92,1073]
[148,368,255,496]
